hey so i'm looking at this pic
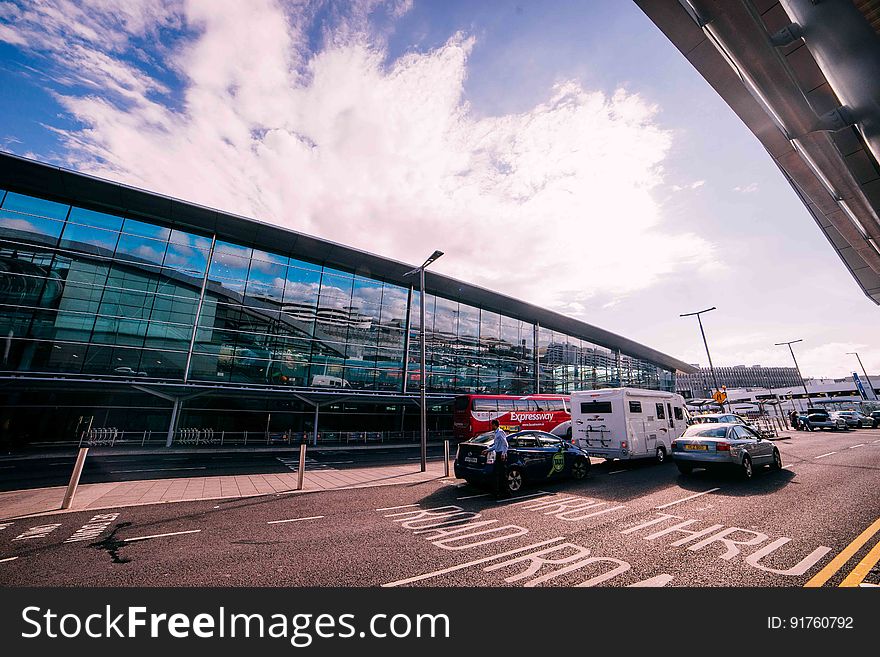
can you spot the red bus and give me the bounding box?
[452,394,571,441]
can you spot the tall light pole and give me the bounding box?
[846,351,876,401]
[680,307,727,411]
[404,250,444,472]
[775,339,811,408]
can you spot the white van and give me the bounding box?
[311,375,350,388]
[570,387,688,463]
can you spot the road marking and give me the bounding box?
[456,493,490,500]
[860,583,879,587]
[267,515,325,525]
[122,529,202,543]
[110,467,207,473]
[849,444,864,449]
[0,522,13,531]
[840,538,880,588]
[815,452,836,459]
[495,491,552,504]
[0,556,19,563]
[13,524,61,541]
[382,537,566,587]
[65,513,119,543]
[376,504,420,511]
[873,439,880,444]
[655,488,720,510]
[609,470,626,475]
[805,517,880,587]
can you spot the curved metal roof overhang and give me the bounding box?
[636,0,880,305]
[0,151,696,374]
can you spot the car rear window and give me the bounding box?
[684,426,728,438]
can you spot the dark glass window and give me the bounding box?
[629,401,642,413]
[472,399,497,411]
[656,403,666,420]
[674,406,683,420]
[580,401,612,414]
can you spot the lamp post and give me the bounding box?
[775,339,811,408]
[680,307,727,411]
[404,250,444,472]
[846,351,876,401]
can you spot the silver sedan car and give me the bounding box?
[671,422,782,479]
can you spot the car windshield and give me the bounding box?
[683,426,728,438]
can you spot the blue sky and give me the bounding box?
[0,0,876,378]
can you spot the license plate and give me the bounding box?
[684,444,708,451]
[464,456,478,463]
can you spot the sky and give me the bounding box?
[0,0,877,379]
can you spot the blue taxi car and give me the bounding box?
[454,430,591,493]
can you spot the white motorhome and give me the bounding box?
[570,387,688,463]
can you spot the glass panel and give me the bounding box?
[208,241,251,294]
[115,233,168,266]
[0,208,65,240]
[121,217,170,241]
[59,221,119,255]
[1,192,69,220]
[245,257,287,304]
[163,243,209,278]
[67,206,124,232]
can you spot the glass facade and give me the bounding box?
[0,186,676,442]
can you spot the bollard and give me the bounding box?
[297,443,307,490]
[444,439,450,478]
[62,447,89,510]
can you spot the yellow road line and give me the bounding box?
[840,539,880,587]
[805,517,880,587]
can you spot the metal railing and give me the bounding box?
[74,428,455,448]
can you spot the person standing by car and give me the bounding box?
[789,409,799,431]
[491,419,510,498]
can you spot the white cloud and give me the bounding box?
[733,182,759,193]
[2,0,720,316]
[671,180,704,192]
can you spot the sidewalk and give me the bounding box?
[0,459,451,521]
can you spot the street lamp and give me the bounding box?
[404,249,444,472]
[846,351,877,401]
[775,339,811,410]
[680,307,727,411]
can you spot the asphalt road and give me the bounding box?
[0,445,448,491]
[1,429,878,587]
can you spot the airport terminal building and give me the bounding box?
[0,153,694,447]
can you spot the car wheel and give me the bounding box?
[571,458,589,480]
[506,467,524,493]
[677,463,693,475]
[771,449,782,471]
[741,455,753,480]
[655,446,666,464]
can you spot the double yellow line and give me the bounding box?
[805,517,880,587]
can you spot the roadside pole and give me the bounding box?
[444,439,450,477]
[61,447,89,510]
[297,443,306,490]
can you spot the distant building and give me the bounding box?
[676,365,803,398]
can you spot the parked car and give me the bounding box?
[671,422,782,479]
[871,410,880,428]
[798,408,845,431]
[454,430,590,493]
[832,410,873,428]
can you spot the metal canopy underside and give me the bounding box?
[637,0,880,305]
[0,151,696,374]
